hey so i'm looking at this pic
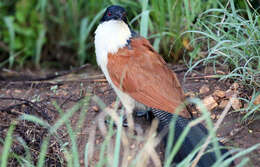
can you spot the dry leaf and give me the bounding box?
[214,90,226,98]
[111,101,122,108]
[14,89,22,93]
[231,82,239,90]
[253,95,260,105]
[216,115,220,119]
[225,89,235,98]
[216,70,226,75]
[185,91,196,98]
[201,95,218,111]
[210,114,216,120]
[199,85,210,94]
[182,38,193,51]
[231,98,242,110]
[219,100,229,109]
[92,105,99,112]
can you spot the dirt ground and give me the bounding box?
[0,65,259,167]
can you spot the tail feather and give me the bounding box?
[151,108,232,167]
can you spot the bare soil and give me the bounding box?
[0,65,259,167]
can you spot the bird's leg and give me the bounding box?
[104,108,129,127]
[125,108,135,134]
[134,103,154,120]
[134,108,153,120]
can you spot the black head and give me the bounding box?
[101,5,128,23]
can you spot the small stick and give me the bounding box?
[191,93,236,167]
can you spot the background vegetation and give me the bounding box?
[1,0,258,68]
[0,0,260,166]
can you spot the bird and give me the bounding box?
[94,5,232,166]
[95,5,191,119]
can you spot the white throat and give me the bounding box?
[94,20,140,114]
[94,20,131,82]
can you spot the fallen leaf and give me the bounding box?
[231,82,239,90]
[219,100,229,109]
[185,91,196,98]
[210,114,216,120]
[214,90,226,98]
[92,105,99,112]
[216,70,226,75]
[111,101,122,108]
[96,139,100,144]
[216,115,220,119]
[182,38,193,51]
[199,85,210,94]
[201,96,218,111]
[231,97,242,110]
[128,156,132,160]
[130,144,136,149]
[14,89,22,93]
[191,73,197,77]
[253,94,260,105]
[225,89,235,98]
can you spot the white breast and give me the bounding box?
[94,20,137,113]
[94,20,131,84]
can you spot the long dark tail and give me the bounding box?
[151,108,233,167]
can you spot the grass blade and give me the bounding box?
[37,137,50,167]
[113,114,123,167]
[0,122,16,167]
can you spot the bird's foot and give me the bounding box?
[104,114,128,127]
[134,108,153,121]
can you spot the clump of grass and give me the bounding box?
[1,95,259,167]
[0,0,224,68]
[185,0,260,121]
[186,0,260,87]
[135,0,220,62]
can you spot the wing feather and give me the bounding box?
[107,37,190,118]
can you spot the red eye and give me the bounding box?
[107,12,112,16]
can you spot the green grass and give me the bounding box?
[0,96,259,166]
[184,0,260,121]
[0,0,260,165]
[0,0,224,68]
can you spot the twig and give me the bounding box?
[171,64,205,73]
[0,103,25,113]
[0,97,50,120]
[220,126,245,144]
[60,95,75,108]
[0,64,91,82]
[0,74,105,85]
[191,93,236,167]
[0,97,42,110]
[93,79,107,82]
[186,75,219,80]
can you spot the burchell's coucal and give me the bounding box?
[94,5,232,166]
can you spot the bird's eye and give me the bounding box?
[107,11,112,16]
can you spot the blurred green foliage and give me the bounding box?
[0,0,46,68]
[0,0,259,68]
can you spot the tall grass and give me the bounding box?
[184,0,260,121]
[0,96,259,166]
[186,0,260,86]
[0,0,224,68]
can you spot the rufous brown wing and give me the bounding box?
[107,37,190,118]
